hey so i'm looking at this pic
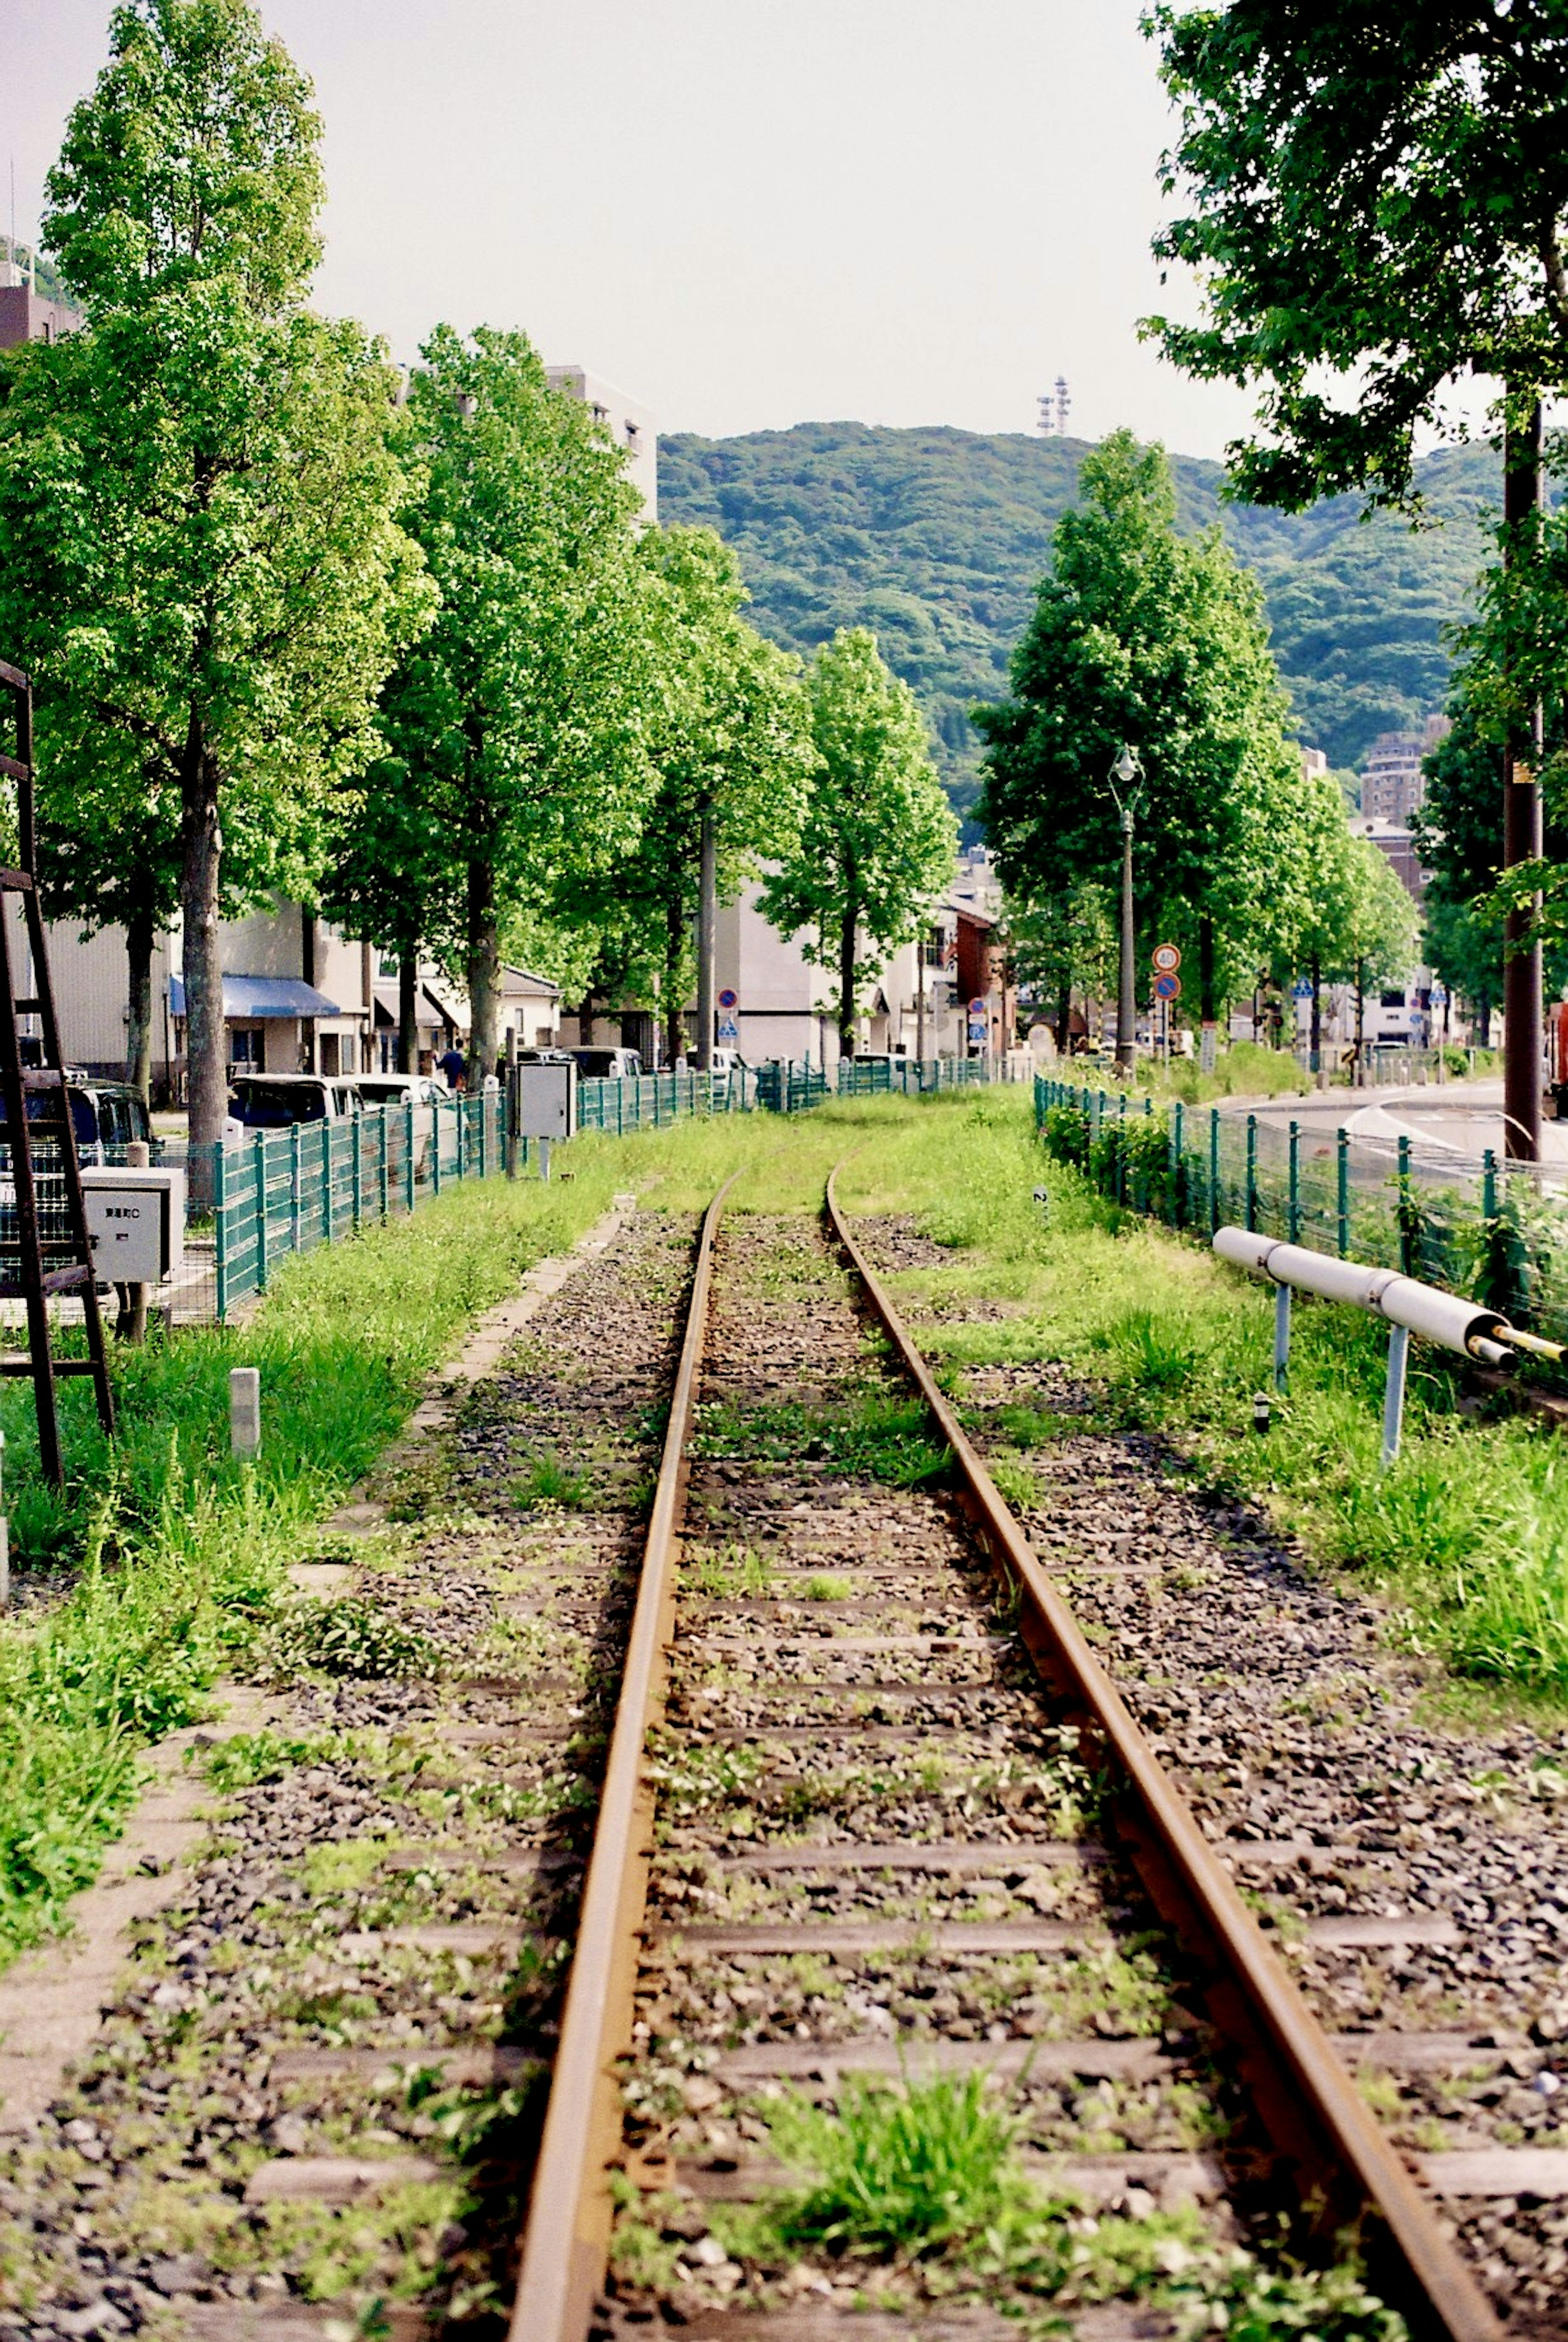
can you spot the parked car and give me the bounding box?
[516,1048,575,1066]
[225,1074,361,1143]
[567,1046,643,1080]
[351,1073,447,1111]
[0,1076,156,1163]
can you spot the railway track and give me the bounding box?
[3,1163,1558,2342]
[510,1168,1503,2342]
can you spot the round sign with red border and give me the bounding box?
[1153,971,1182,1001]
[1151,943,1181,974]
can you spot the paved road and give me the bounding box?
[1225,1077,1568,1168]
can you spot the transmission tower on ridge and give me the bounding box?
[1036,377,1072,436]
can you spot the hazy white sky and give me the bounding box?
[8,0,1262,458]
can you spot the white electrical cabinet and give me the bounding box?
[80,1166,186,1283]
[513,1061,577,1141]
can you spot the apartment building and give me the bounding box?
[1361,715,1451,823]
[545,365,657,518]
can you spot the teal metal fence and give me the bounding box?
[203,1056,1008,1318]
[1035,1074,1568,1350]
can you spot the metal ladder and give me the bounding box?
[0,657,115,1485]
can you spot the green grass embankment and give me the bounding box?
[828,1091,1568,1716]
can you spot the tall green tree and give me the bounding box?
[1145,0,1568,1145]
[974,431,1312,1025]
[761,628,954,1057]
[566,525,814,1065]
[376,325,653,1076]
[0,0,428,1156]
[1412,673,1568,1036]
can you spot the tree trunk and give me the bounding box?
[1502,389,1545,1163]
[1055,975,1071,1056]
[1354,957,1366,1083]
[397,947,417,1074]
[125,903,155,1107]
[837,873,858,1060]
[1198,914,1216,1025]
[466,851,500,1083]
[1476,989,1492,1050]
[664,894,686,1067]
[180,714,224,1194]
[695,803,716,1072]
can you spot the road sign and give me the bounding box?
[1292,978,1312,999]
[717,1018,740,1046]
[968,996,985,1015]
[717,987,738,1010]
[1153,971,1182,1001]
[1151,942,1181,974]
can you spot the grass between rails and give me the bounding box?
[826,1090,1568,1715]
[615,2069,1405,2338]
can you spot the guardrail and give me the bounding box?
[1036,1073,1568,1355]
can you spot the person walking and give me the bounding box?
[438,1039,466,1093]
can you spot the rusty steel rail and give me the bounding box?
[510,1170,742,2342]
[824,1163,1498,2342]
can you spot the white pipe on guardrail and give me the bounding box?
[1213,1228,1515,1366]
[1212,1226,1521,1467]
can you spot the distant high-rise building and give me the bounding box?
[1361,714,1451,824]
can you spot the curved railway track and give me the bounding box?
[509,1164,1499,2342]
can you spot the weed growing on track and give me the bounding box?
[702,2071,1404,2338]
[693,1393,950,1488]
[764,2068,1022,2253]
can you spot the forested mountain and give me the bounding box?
[659,423,1495,816]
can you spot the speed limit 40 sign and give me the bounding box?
[1151,942,1181,975]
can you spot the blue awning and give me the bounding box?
[168,974,343,1020]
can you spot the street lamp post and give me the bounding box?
[1108,745,1143,1077]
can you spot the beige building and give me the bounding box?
[43,902,561,1096]
[545,365,657,518]
[1361,715,1451,824]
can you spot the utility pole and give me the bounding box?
[915,938,927,1067]
[695,803,716,1074]
[1108,745,1142,1077]
[1503,392,1544,1164]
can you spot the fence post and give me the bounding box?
[1209,1108,1221,1234]
[1336,1128,1350,1258]
[214,1143,228,1321]
[1483,1145,1498,1226]
[322,1121,334,1243]
[352,1112,363,1232]
[379,1107,389,1221]
[432,1099,443,1197]
[1245,1113,1258,1232]
[1287,1120,1300,1244]
[1171,1099,1183,1229]
[1117,1091,1128,1205]
[255,1132,269,1290]
[1397,1133,1414,1275]
[456,1096,466,1183]
[405,1097,416,1213]
[290,1123,302,1257]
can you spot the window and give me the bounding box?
[229,1025,263,1069]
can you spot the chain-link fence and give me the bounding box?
[1037,1074,1568,1353]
